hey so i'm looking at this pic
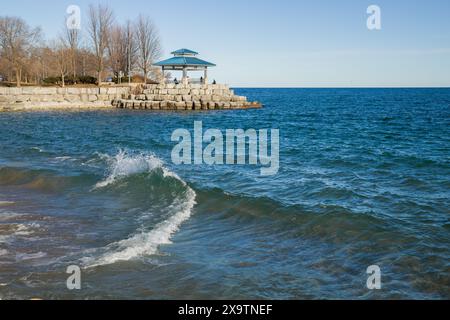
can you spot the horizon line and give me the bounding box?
[231,86,450,89]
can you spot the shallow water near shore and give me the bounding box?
[0,88,449,299]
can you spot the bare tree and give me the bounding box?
[124,20,137,84]
[77,47,97,78]
[108,21,138,84]
[64,25,79,79]
[135,15,161,84]
[37,47,54,82]
[0,16,41,87]
[0,56,12,81]
[50,38,70,87]
[107,24,127,83]
[87,4,114,85]
[0,11,164,87]
[23,46,43,84]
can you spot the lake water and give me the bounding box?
[0,88,449,299]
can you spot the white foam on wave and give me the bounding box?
[85,150,197,267]
[30,147,45,153]
[0,220,41,245]
[85,188,196,267]
[16,251,47,261]
[53,156,75,162]
[13,224,36,236]
[0,210,20,223]
[162,168,186,186]
[93,150,164,189]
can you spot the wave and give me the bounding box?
[84,150,196,267]
[93,150,165,189]
[30,147,45,153]
[52,156,76,162]
[16,251,48,261]
[0,221,42,247]
[191,187,414,245]
[0,211,20,227]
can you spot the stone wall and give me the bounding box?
[0,84,260,112]
[0,87,130,111]
[114,84,261,110]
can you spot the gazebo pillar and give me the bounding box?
[161,67,165,84]
[182,67,188,85]
[204,67,208,85]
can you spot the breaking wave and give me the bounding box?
[85,150,196,267]
[94,150,165,189]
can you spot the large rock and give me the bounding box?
[176,102,186,110]
[167,101,176,110]
[193,101,201,110]
[186,101,194,110]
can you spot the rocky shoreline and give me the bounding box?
[0,86,127,112]
[0,84,261,112]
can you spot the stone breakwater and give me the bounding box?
[0,84,260,112]
[113,84,261,110]
[0,87,129,111]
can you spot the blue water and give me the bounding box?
[0,88,449,299]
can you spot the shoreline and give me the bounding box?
[0,84,261,112]
[0,104,262,113]
[0,102,117,112]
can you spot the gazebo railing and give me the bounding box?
[188,78,204,84]
[165,78,206,85]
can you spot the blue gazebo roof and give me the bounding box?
[171,48,199,56]
[154,49,216,69]
[154,57,216,67]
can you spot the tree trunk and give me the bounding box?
[15,68,21,88]
[61,74,65,87]
[72,52,77,79]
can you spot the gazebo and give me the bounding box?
[154,49,216,85]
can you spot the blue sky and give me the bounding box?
[1,0,450,87]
